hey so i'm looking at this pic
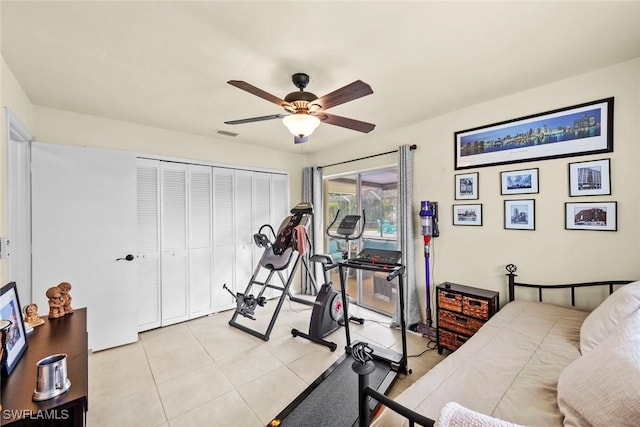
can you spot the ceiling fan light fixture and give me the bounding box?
[282,114,321,137]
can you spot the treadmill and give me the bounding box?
[269,246,410,427]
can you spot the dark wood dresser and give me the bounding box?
[1,308,88,426]
[436,283,499,354]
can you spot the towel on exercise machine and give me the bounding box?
[293,225,308,255]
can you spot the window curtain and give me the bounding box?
[393,145,422,328]
[302,166,324,294]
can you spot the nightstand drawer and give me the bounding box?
[439,329,468,351]
[462,296,491,320]
[438,290,462,313]
[438,310,484,336]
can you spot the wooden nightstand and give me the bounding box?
[436,282,499,354]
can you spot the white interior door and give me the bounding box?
[6,109,33,306]
[31,142,137,351]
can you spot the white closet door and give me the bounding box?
[188,165,213,318]
[136,159,161,332]
[253,173,273,294]
[234,170,254,294]
[213,168,235,311]
[272,174,290,225]
[160,163,189,325]
[31,142,137,351]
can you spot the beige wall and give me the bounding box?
[310,58,640,311]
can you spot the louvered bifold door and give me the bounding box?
[253,173,273,297]
[213,168,235,311]
[160,162,189,326]
[188,165,213,318]
[234,170,255,295]
[136,159,162,332]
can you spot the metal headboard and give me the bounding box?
[505,264,634,306]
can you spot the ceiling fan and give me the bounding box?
[225,73,375,144]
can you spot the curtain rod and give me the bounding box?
[318,144,417,169]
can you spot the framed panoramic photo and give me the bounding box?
[0,282,28,377]
[452,203,482,226]
[565,201,617,231]
[455,172,478,200]
[568,158,611,196]
[501,168,539,195]
[454,97,613,170]
[504,199,535,230]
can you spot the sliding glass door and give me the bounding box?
[324,167,398,316]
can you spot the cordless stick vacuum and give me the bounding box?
[417,200,438,337]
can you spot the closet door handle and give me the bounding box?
[116,254,135,261]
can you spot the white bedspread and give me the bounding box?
[373,301,589,427]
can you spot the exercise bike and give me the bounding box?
[291,210,366,351]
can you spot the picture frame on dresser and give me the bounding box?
[0,282,28,377]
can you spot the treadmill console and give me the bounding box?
[354,248,402,265]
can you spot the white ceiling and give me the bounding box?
[2,1,639,154]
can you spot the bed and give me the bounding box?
[365,265,639,427]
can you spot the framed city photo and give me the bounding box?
[453,203,482,226]
[455,172,478,200]
[504,199,535,230]
[0,282,28,377]
[455,97,613,170]
[565,201,617,231]
[568,158,611,196]
[501,168,539,195]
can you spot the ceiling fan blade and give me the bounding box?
[318,113,376,133]
[227,80,292,109]
[224,114,288,125]
[311,80,373,110]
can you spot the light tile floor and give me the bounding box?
[88,299,445,427]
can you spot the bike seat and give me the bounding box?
[310,254,333,265]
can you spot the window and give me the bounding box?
[324,167,398,316]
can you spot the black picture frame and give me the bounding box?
[1,282,28,377]
[455,97,613,170]
[568,158,611,197]
[454,172,479,200]
[500,168,539,195]
[565,201,617,231]
[452,203,482,226]
[504,199,535,230]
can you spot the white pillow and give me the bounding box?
[558,309,640,426]
[579,281,640,354]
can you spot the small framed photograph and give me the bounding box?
[568,158,611,196]
[1,282,28,377]
[455,172,478,200]
[565,201,617,231]
[504,199,535,230]
[500,168,539,195]
[453,203,482,226]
